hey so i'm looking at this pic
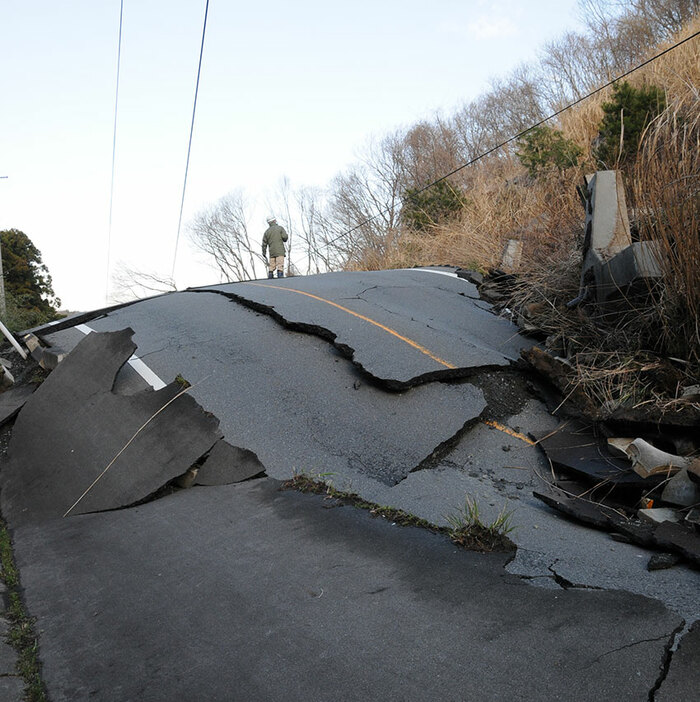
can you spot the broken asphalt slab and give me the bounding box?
[195,438,265,485]
[0,383,38,427]
[196,268,534,387]
[11,478,684,702]
[40,291,488,487]
[536,419,656,488]
[0,328,222,525]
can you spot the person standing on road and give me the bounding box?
[262,215,288,279]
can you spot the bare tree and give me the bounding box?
[327,134,404,269]
[111,263,176,303]
[292,186,341,275]
[188,190,265,282]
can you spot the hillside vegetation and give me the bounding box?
[318,0,700,417]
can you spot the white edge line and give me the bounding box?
[75,324,166,391]
[408,268,460,279]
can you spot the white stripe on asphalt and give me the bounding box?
[75,324,167,390]
[409,268,460,279]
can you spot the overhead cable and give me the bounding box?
[171,0,211,281]
[321,28,700,249]
[106,0,125,304]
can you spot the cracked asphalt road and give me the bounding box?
[6,266,699,700]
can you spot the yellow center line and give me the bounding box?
[248,282,456,369]
[484,420,535,446]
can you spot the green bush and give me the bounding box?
[596,81,666,167]
[402,180,467,231]
[3,291,60,333]
[516,125,582,177]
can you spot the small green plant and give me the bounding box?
[596,81,666,167]
[516,125,582,177]
[174,374,191,389]
[0,520,48,701]
[445,495,515,552]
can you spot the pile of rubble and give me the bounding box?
[535,419,700,568]
[458,169,699,569]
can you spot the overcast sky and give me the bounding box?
[1,0,585,311]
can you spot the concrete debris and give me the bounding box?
[606,437,634,457]
[535,487,700,567]
[0,328,223,526]
[638,508,682,525]
[455,269,483,286]
[535,421,700,566]
[622,438,691,478]
[661,469,700,507]
[536,420,652,487]
[575,170,663,309]
[522,348,598,416]
[177,440,266,488]
[23,332,66,370]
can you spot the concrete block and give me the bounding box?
[579,171,663,306]
[595,240,664,303]
[22,332,65,371]
[638,508,681,524]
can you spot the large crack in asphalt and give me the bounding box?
[189,287,512,391]
[648,621,688,701]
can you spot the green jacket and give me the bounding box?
[262,223,288,258]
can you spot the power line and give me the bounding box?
[171,0,210,281]
[322,28,700,250]
[106,0,124,304]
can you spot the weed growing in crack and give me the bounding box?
[282,473,515,553]
[445,495,516,553]
[174,374,191,389]
[0,518,48,702]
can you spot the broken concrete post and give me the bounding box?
[500,239,523,272]
[574,171,664,308]
[623,438,691,478]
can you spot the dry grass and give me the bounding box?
[630,67,700,362]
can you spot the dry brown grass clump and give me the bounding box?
[630,31,700,362]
